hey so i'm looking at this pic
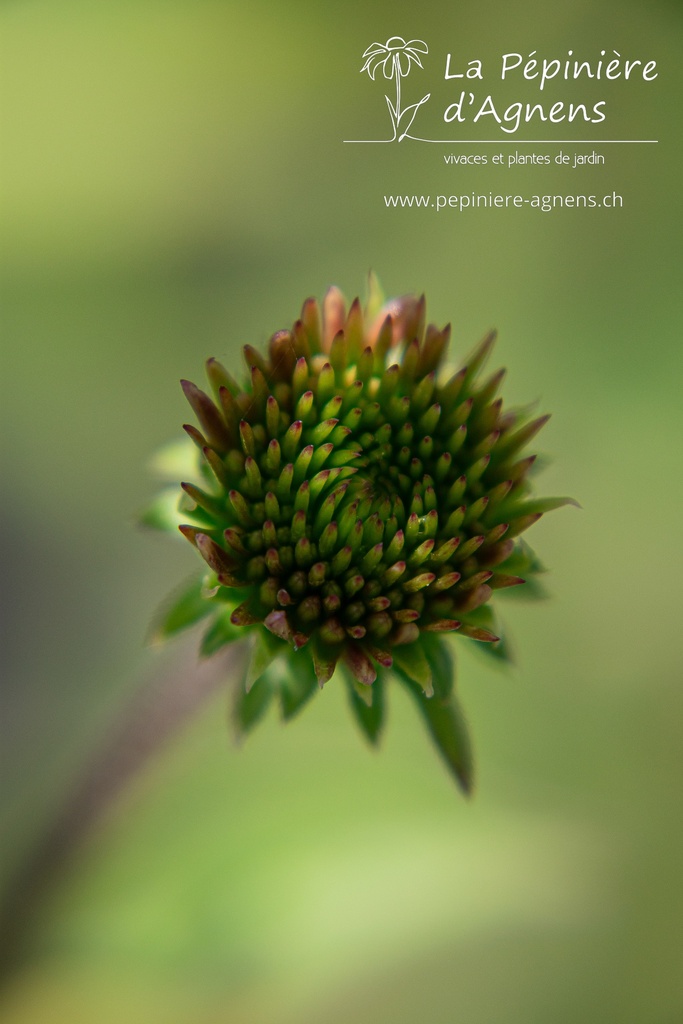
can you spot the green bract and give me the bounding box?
[144,276,573,791]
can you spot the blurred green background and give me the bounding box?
[2,0,682,1021]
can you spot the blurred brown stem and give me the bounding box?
[0,641,240,981]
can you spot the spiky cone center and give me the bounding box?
[175,287,567,710]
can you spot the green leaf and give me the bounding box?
[310,637,339,687]
[345,673,385,746]
[392,642,433,696]
[474,631,514,665]
[148,437,200,480]
[232,674,273,737]
[460,606,512,665]
[490,495,579,526]
[245,628,283,693]
[279,653,319,721]
[200,610,244,658]
[460,603,494,627]
[399,676,473,794]
[421,635,455,700]
[525,495,580,515]
[138,487,185,533]
[494,541,549,601]
[499,539,546,578]
[149,575,213,642]
[461,329,496,387]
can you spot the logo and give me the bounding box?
[347,38,659,144]
[359,37,431,142]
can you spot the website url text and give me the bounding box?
[384,192,623,212]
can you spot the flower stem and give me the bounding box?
[0,641,241,984]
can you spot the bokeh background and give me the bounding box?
[2,0,682,1021]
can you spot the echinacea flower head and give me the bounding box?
[361,37,428,79]
[144,276,574,792]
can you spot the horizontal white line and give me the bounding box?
[343,139,659,144]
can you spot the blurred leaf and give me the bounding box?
[148,438,199,481]
[149,574,212,642]
[232,673,273,737]
[200,609,243,658]
[501,539,547,578]
[245,627,283,693]
[461,606,513,665]
[495,541,550,601]
[279,653,318,720]
[345,673,385,746]
[493,495,580,525]
[421,634,455,700]
[392,643,433,696]
[138,487,184,533]
[474,632,513,665]
[398,675,473,794]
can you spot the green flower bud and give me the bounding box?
[144,275,575,792]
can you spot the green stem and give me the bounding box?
[0,641,241,983]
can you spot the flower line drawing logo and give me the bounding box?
[360,37,431,142]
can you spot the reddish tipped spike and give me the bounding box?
[230,602,262,627]
[432,571,461,592]
[422,619,461,633]
[365,643,393,669]
[180,379,231,450]
[392,623,420,645]
[458,624,500,643]
[478,538,515,568]
[370,314,393,361]
[320,618,346,645]
[182,423,207,448]
[392,608,420,623]
[344,296,364,361]
[507,512,543,537]
[205,357,240,398]
[403,572,435,593]
[268,330,296,381]
[490,574,526,590]
[312,645,338,687]
[462,328,497,383]
[263,609,294,643]
[323,286,347,351]
[497,415,551,457]
[224,529,248,555]
[195,533,237,575]
[242,344,268,375]
[343,644,377,686]
[300,297,321,351]
[181,482,221,517]
[178,524,200,547]
[458,570,494,592]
